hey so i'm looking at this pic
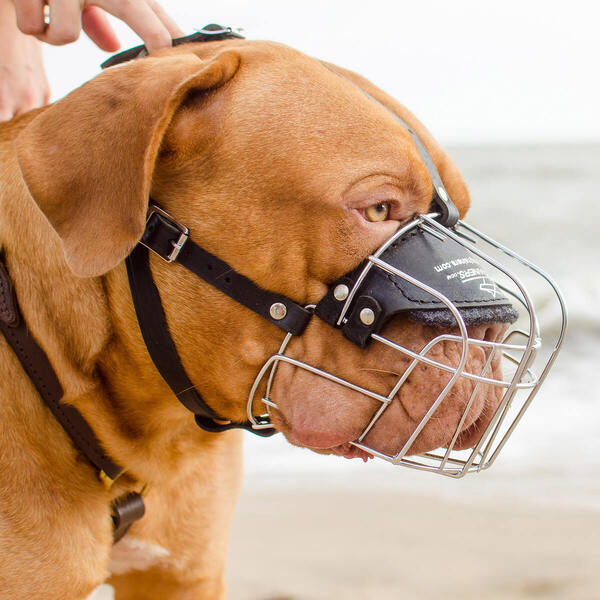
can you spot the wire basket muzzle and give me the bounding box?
[247,215,567,477]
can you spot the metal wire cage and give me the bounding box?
[246,213,567,478]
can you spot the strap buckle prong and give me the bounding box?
[141,205,189,263]
[169,231,189,262]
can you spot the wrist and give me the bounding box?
[0,1,18,30]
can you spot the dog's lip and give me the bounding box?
[319,442,374,462]
[273,392,488,459]
[451,411,488,451]
[272,410,372,460]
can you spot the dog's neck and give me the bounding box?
[1,128,247,485]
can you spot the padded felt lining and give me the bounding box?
[408,305,519,328]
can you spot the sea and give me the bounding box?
[241,143,600,512]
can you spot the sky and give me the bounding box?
[42,0,600,146]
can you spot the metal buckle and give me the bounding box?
[193,25,233,35]
[193,25,244,36]
[141,205,189,263]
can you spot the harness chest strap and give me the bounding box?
[0,256,144,542]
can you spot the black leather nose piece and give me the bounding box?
[315,223,519,348]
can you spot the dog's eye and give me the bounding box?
[364,202,390,222]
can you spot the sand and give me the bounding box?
[226,489,600,600]
[93,486,600,600]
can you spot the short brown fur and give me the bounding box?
[0,40,477,599]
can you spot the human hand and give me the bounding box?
[13,0,183,52]
[0,1,49,121]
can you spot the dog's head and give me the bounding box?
[15,41,519,465]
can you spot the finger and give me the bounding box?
[0,107,14,122]
[147,0,184,38]
[96,0,172,52]
[36,0,81,45]
[81,6,121,52]
[14,0,46,36]
[14,101,37,116]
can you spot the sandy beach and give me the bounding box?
[227,489,600,600]
[93,484,600,600]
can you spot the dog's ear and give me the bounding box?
[16,51,240,277]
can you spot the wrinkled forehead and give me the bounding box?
[231,44,418,149]
[170,41,431,199]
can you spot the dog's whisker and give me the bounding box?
[358,367,404,377]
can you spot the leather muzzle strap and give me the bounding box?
[0,255,143,542]
[124,206,307,436]
[125,242,281,435]
[139,206,312,336]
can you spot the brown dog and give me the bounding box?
[0,39,503,599]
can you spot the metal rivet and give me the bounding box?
[359,307,375,326]
[269,302,287,320]
[437,186,449,203]
[333,284,349,301]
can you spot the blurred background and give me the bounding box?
[41,1,600,598]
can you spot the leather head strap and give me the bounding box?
[101,24,245,70]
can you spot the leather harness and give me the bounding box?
[127,205,310,434]
[0,257,144,541]
[0,25,255,543]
